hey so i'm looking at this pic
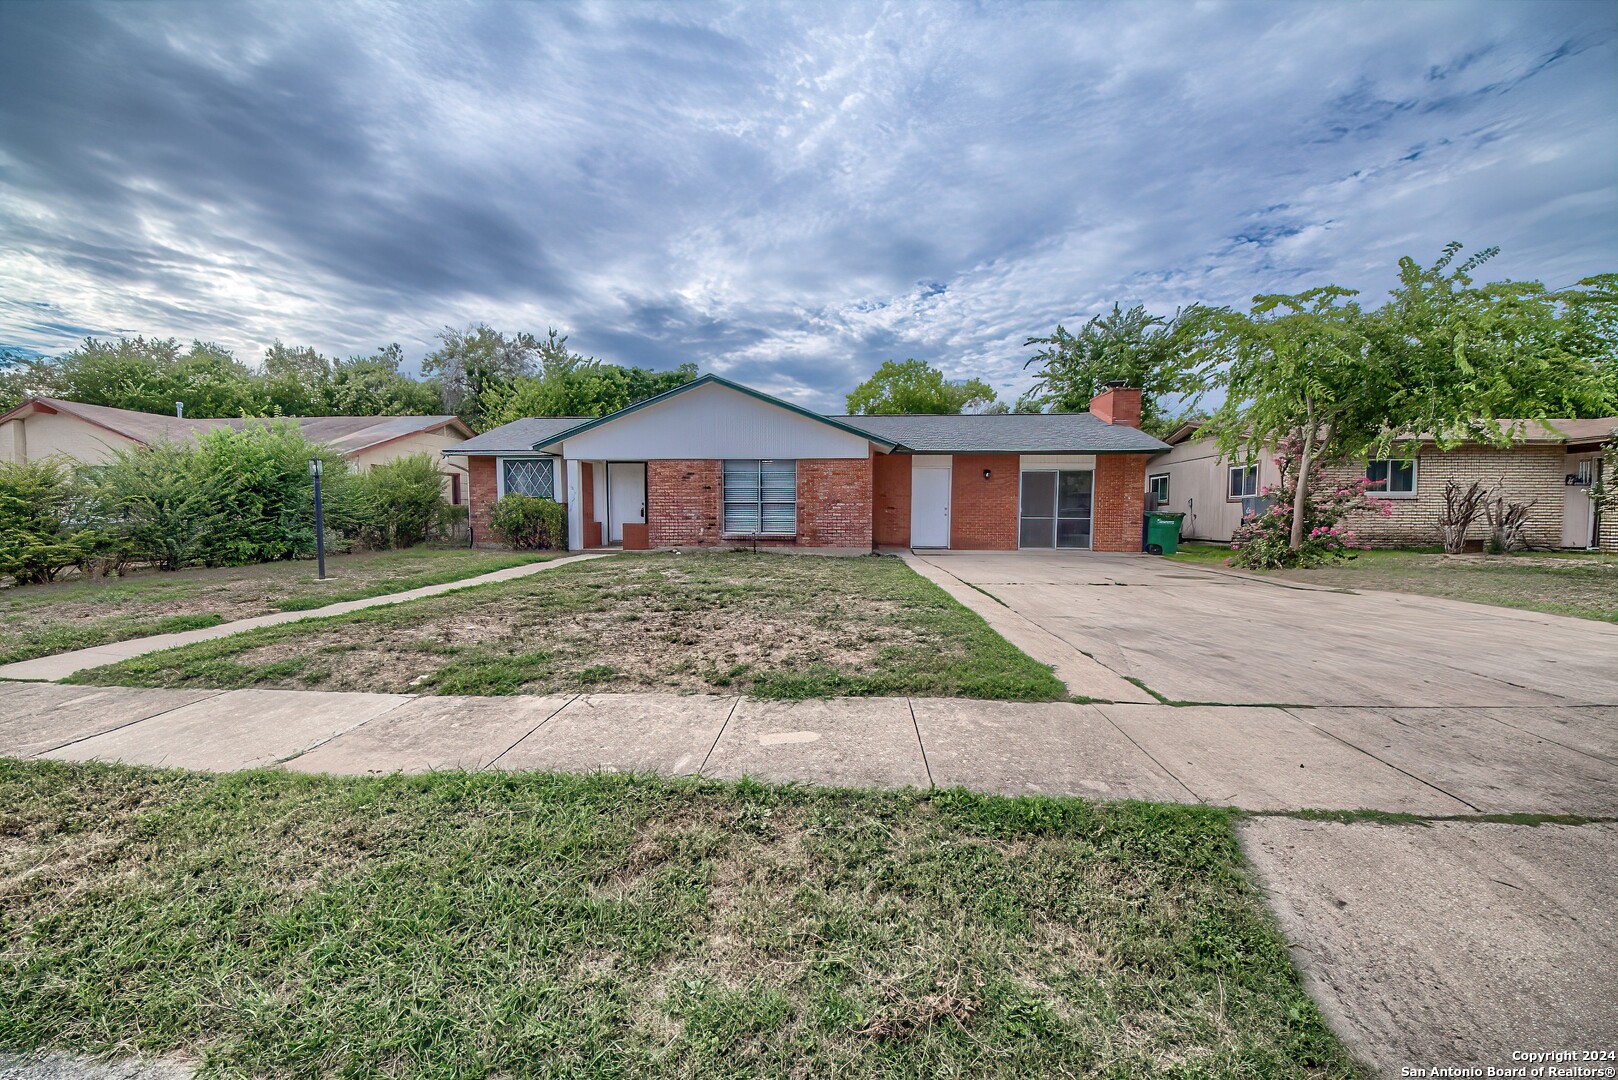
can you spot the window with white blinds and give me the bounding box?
[722,459,797,535]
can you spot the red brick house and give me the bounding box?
[446,375,1168,553]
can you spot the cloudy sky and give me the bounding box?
[1,1,1613,409]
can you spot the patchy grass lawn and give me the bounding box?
[0,546,554,665]
[68,552,1066,701]
[1171,544,1618,622]
[0,760,1358,1078]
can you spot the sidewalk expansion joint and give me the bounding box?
[697,697,741,776]
[31,689,231,758]
[907,697,935,788]
[483,693,580,770]
[1095,707,1202,804]
[1283,706,1482,813]
[274,694,419,767]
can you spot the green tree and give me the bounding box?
[0,347,45,412]
[477,327,697,425]
[1202,287,1380,551]
[1367,248,1618,434]
[422,325,548,429]
[262,341,331,415]
[325,345,443,416]
[46,337,268,417]
[1203,244,1618,560]
[263,342,444,417]
[1021,304,1212,435]
[845,359,997,415]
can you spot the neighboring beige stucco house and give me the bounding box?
[1149,418,1616,552]
[0,397,473,503]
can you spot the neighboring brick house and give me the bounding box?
[446,374,1169,553]
[1150,417,1617,551]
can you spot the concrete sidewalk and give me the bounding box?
[6,682,1614,815]
[0,552,612,682]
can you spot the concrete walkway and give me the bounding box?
[0,552,612,682]
[5,682,1614,816]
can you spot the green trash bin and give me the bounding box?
[1143,511,1184,556]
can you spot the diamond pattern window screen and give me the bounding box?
[503,458,556,499]
[723,459,796,535]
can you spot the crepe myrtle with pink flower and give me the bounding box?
[1227,434,1392,569]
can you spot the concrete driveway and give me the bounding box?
[911,551,1618,707]
[909,550,1618,1073]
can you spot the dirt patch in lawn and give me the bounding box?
[225,567,926,694]
[74,553,1067,701]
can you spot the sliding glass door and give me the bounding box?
[1019,470,1093,549]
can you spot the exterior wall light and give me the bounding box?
[983,468,992,480]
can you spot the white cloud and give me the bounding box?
[0,0,1612,408]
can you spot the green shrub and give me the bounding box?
[194,423,351,565]
[90,442,227,571]
[489,494,567,549]
[438,502,470,540]
[351,454,446,549]
[93,424,350,570]
[0,459,107,584]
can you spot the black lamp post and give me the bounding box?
[309,457,326,580]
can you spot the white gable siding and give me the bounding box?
[554,382,871,460]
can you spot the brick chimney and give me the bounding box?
[1089,381,1142,427]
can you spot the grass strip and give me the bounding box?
[0,760,1359,1078]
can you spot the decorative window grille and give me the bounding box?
[503,458,556,499]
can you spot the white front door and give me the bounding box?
[911,461,951,548]
[607,462,646,543]
[1562,456,1598,548]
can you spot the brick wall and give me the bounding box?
[1319,445,1567,549]
[580,462,602,548]
[872,452,911,547]
[1088,386,1143,428]
[647,459,722,546]
[796,458,874,547]
[1093,454,1147,552]
[646,457,873,549]
[950,454,1019,550]
[469,457,499,547]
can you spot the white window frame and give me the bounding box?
[1147,472,1170,505]
[497,456,557,500]
[1227,464,1259,501]
[722,459,797,537]
[1365,457,1418,499]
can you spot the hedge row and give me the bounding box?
[0,422,455,585]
